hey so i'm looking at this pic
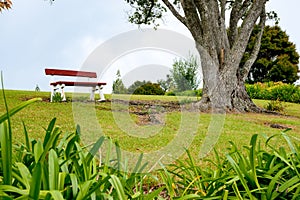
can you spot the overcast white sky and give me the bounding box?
[0,0,299,92]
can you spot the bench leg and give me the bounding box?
[98,86,105,102]
[60,84,66,101]
[50,86,55,102]
[90,87,96,101]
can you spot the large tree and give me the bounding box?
[244,25,299,84]
[125,0,269,112]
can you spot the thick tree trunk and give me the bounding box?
[198,72,261,112]
[196,46,262,113]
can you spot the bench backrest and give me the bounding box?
[45,68,97,78]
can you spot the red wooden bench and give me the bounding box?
[45,68,107,102]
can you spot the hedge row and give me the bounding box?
[246,82,300,103]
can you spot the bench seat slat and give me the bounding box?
[45,68,97,78]
[50,81,107,87]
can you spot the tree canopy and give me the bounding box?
[112,70,127,94]
[244,25,299,84]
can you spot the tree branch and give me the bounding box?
[241,6,266,81]
[219,0,226,20]
[180,0,203,44]
[228,0,267,70]
[143,0,155,24]
[161,0,187,26]
[228,0,251,47]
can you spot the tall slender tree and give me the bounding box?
[125,0,270,112]
[171,55,200,91]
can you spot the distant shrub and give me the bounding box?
[133,82,165,95]
[264,99,285,112]
[165,91,176,96]
[52,92,63,102]
[246,82,300,103]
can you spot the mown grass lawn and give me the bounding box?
[1,90,300,163]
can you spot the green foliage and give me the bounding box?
[157,74,174,92]
[264,99,285,112]
[112,70,128,94]
[160,132,300,199]
[171,55,200,92]
[246,82,300,103]
[127,80,165,95]
[52,92,63,102]
[0,89,164,199]
[1,87,300,198]
[165,91,176,96]
[126,0,166,28]
[244,26,299,83]
[133,82,165,95]
[127,80,146,94]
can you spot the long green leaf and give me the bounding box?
[266,165,290,199]
[16,162,32,189]
[22,121,31,151]
[58,172,66,191]
[226,154,253,199]
[249,134,260,189]
[177,194,201,200]
[278,176,300,193]
[76,180,93,200]
[0,122,12,185]
[75,142,89,181]
[0,185,28,197]
[34,140,44,163]
[43,118,56,148]
[49,149,59,190]
[39,126,61,163]
[46,190,64,200]
[29,162,42,200]
[69,173,79,197]
[143,186,165,200]
[86,136,105,165]
[109,175,127,200]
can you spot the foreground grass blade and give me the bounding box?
[49,149,59,190]
[226,154,253,199]
[29,162,42,199]
[86,136,105,165]
[15,162,32,189]
[109,175,127,200]
[22,121,31,151]
[46,190,64,200]
[43,118,57,148]
[249,134,260,189]
[0,122,12,185]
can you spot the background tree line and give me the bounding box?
[113,25,299,96]
[244,25,299,84]
[112,54,200,95]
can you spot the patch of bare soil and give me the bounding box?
[108,99,184,126]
